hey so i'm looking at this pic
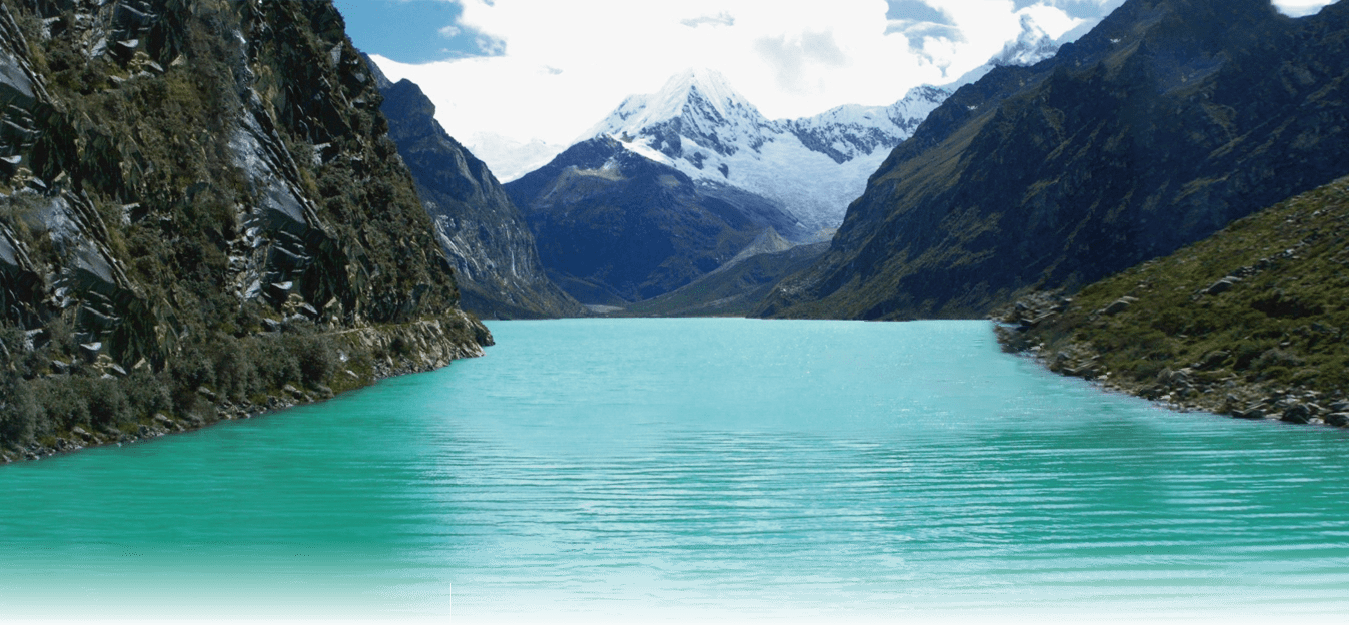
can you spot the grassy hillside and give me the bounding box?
[1001,175,1349,426]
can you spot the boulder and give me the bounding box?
[1282,403,1312,424]
[1103,297,1138,316]
[1202,276,1241,296]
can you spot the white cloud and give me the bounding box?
[1271,0,1339,17]
[681,12,735,28]
[378,0,1289,169]
[376,0,938,147]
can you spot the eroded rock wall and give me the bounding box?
[0,0,490,459]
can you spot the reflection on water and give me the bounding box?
[2,319,1348,621]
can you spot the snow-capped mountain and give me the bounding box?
[580,69,950,234]
[994,14,1062,66]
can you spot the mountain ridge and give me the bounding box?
[755,0,1349,321]
[367,58,584,320]
[581,69,952,233]
[505,136,800,304]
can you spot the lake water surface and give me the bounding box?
[3,319,1349,621]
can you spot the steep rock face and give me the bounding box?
[504,137,781,304]
[583,69,950,234]
[0,0,489,456]
[370,64,583,319]
[757,0,1349,320]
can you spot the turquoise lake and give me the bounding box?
[3,319,1349,621]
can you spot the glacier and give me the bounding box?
[580,68,950,235]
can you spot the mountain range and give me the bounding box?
[504,136,780,304]
[583,68,950,236]
[483,12,1081,309]
[497,69,956,306]
[757,0,1349,321]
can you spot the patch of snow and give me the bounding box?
[579,71,951,231]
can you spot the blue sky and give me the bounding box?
[340,0,1125,64]
[335,0,477,63]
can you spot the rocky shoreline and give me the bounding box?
[0,314,493,465]
[996,292,1349,429]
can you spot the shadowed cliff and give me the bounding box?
[369,63,583,319]
[757,0,1349,320]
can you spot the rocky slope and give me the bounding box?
[0,0,490,461]
[504,137,788,304]
[583,68,950,235]
[757,0,1349,320]
[998,175,1349,428]
[367,60,583,319]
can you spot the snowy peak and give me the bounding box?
[586,68,767,137]
[585,68,773,161]
[887,85,952,131]
[948,14,1063,89]
[789,85,951,164]
[652,67,757,123]
[992,14,1060,67]
[578,69,952,231]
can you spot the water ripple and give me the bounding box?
[3,320,1349,621]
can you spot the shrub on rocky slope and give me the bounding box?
[0,0,489,460]
[1000,175,1349,427]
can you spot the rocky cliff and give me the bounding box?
[757,0,1349,320]
[367,62,583,319]
[0,0,490,461]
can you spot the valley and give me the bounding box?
[6,0,1349,620]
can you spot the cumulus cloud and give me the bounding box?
[681,12,735,28]
[370,0,1144,153]
[378,0,934,146]
[755,30,850,93]
[1271,0,1339,17]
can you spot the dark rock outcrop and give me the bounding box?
[0,0,489,458]
[367,60,583,319]
[757,0,1349,320]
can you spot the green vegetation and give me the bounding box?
[1004,175,1349,422]
[0,0,487,459]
